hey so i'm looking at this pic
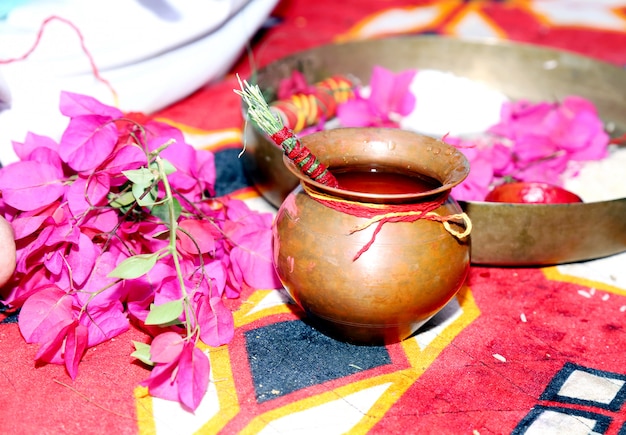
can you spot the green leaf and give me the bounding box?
[123,168,155,188]
[132,182,158,207]
[131,341,154,366]
[151,159,177,175]
[151,197,182,224]
[107,253,159,279]
[109,190,136,209]
[145,299,184,326]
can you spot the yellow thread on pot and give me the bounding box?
[301,183,472,239]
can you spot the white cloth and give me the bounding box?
[0,0,279,164]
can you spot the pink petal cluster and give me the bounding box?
[275,69,609,203]
[276,70,316,100]
[337,66,417,128]
[0,92,281,411]
[451,96,609,201]
[140,332,210,411]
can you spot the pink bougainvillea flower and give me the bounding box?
[490,142,516,178]
[486,95,609,189]
[277,70,316,100]
[222,199,281,293]
[513,152,571,185]
[13,205,80,277]
[176,342,210,410]
[9,203,57,240]
[59,91,124,119]
[18,285,74,345]
[195,292,235,347]
[66,172,112,217]
[141,358,180,403]
[0,90,252,409]
[367,66,417,118]
[59,115,120,173]
[125,262,179,323]
[228,225,279,290]
[101,145,147,185]
[149,331,185,364]
[337,66,417,127]
[18,285,75,365]
[12,132,60,163]
[64,323,89,379]
[177,219,218,256]
[79,300,130,347]
[78,208,119,235]
[152,275,185,308]
[488,100,555,139]
[63,233,100,287]
[546,96,609,161]
[141,340,210,412]
[144,120,217,201]
[445,136,495,202]
[0,160,66,211]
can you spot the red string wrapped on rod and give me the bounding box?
[235,78,340,188]
[270,75,357,132]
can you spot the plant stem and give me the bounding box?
[155,155,195,340]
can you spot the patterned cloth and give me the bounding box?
[1,1,626,434]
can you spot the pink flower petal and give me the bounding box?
[150,332,185,364]
[177,342,210,411]
[452,157,494,202]
[67,233,100,287]
[18,286,73,343]
[178,219,217,255]
[337,67,417,127]
[79,301,129,347]
[229,228,281,290]
[141,359,180,402]
[11,133,63,175]
[0,161,66,211]
[10,202,58,239]
[197,294,234,347]
[369,66,417,117]
[64,323,89,379]
[59,115,119,172]
[277,70,315,99]
[59,91,124,119]
[67,173,111,216]
[512,134,558,162]
[34,320,75,364]
[44,250,65,276]
[337,98,375,127]
[80,208,119,233]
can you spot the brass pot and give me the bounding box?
[272,128,471,344]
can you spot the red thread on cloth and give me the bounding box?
[309,190,450,260]
[0,15,118,101]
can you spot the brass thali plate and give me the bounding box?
[241,35,626,266]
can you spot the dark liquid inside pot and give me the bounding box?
[332,167,441,195]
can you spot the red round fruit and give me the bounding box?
[484,182,583,204]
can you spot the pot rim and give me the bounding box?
[282,127,470,203]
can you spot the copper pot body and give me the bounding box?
[272,128,471,344]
